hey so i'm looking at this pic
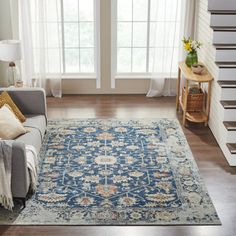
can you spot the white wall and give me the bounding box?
[0,0,12,39]
[0,0,13,87]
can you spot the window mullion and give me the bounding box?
[146,0,151,73]
[111,0,117,88]
[60,0,66,73]
[95,0,101,88]
[78,0,81,72]
[94,0,96,74]
[131,0,134,73]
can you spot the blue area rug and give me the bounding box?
[0,119,220,225]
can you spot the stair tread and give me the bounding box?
[212,27,236,31]
[216,62,236,65]
[227,143,236,154]
[210,11,236,14]
[221,101,236,108]
[214,44,236,46]
[216,62,236,67]
[224,121,236,130]
[216,46,236,49]
[218,81,236,88]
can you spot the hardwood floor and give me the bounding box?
[1,95,236,236]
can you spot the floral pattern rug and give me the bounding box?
[0,119,220,225]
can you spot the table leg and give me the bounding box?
[183,80,188,126]
[176,67,181,111]
[205,81,212,126]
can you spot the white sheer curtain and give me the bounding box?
[147,0,196,97]
[12,0,62,97]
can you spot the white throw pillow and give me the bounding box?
[0,104,26,139]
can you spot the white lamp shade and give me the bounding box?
[0,40,22,62]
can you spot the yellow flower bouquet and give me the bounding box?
[182,37,202,67]
[182,37,201,53]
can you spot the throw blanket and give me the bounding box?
[25,145,38,191]
[0,140,13,210]
[0,142,38,210]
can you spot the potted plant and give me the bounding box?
[182,37,202,67]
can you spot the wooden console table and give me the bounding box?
[176,62,214,126]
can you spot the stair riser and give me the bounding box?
[226,131,236,143]
[220,123,235,142]
[211,15,236,28]
[213,31,236,45]
[221,88,236,100]
[218,124,236,143]
[208,0,236,11]
[216,50,236,62]
[223,108,236,121]
[218,68,236,80]
[219,103,236,121]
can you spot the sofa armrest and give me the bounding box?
[11,141,30,198]
[0,88,47,119]
[0,140,30,198]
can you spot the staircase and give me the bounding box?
[208,0,236,165]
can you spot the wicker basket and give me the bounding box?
[182,87,204,112]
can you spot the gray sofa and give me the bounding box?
[0,88,47,207]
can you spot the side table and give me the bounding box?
[176,62,214,126]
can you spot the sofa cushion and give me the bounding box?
[0,104,27,139]
[15,115,46,154]
[0,91,26,122]
[24,115,46,140]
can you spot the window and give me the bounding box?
[31,0,100,78]
[63,0,95,74]
[112,0,181,77]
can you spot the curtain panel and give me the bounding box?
[147,0,196,97]
[10,0,62,97]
